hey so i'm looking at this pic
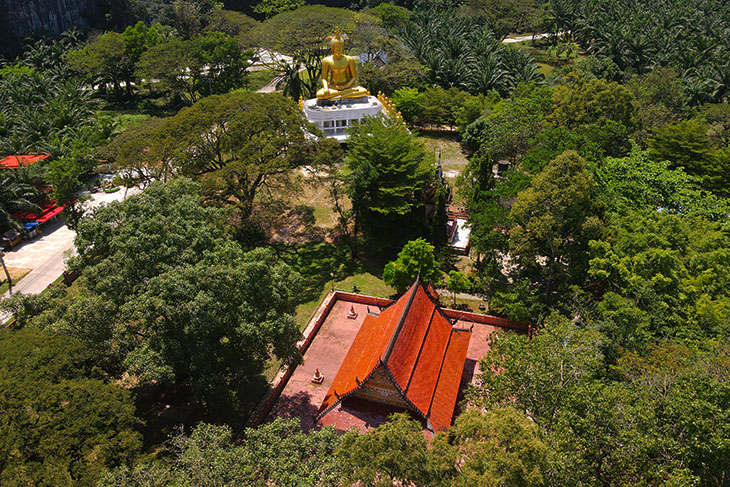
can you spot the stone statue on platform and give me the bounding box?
[316,27,369,102]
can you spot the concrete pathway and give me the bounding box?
[1,183,141,310]
[2,218,75,295]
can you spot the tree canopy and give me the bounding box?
[2,1,730,484]
[344,114,432,251]
[587,210,730,348]
[106,91,338,219]
[383,238,441,292]
[542,0,730,104]
[137,31,252,105]
[508,150,600,303]
[0,329,141,487]
[398,11,543,97]
[99,419,341,487]
[468,317,730,486]
[5,178,304,417]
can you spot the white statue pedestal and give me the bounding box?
[303,96,385,142]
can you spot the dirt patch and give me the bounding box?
[1,267,31,282]
[267,204,330,244]
[262,172,347,245]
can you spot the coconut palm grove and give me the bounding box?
[1,0,730,485]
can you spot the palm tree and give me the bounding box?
[0,169,40,295]
[500,48,543,91]
[399,10,541,97]
[469,55,508,95]
[0,170,39,231]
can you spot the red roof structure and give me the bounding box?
[0,155,51,170]
[13,201,66,223]
[316,278,472,432]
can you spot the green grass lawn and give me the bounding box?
[98,111,151,131]
[510,39,585,78]
[294,271,395,331]
[247,69,279,91]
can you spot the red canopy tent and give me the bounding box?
[0,155,51,170]
[13,201,66,224]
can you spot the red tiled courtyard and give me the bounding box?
[259,291,527,434]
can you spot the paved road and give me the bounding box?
[1,184,141,323]
[257,73,286,93]
[3,219,75,296]
[502,33,550,43]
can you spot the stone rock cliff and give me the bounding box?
[3,0,94,38]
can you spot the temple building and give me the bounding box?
[316,278,473,432]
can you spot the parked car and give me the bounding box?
[1,229,21,250]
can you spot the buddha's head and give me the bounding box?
[330,27,345,57]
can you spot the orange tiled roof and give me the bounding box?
[316,279,472,432]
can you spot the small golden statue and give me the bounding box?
[316,27,369,101]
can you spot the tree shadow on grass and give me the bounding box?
[270,242,356,303]
[93,90,181,119]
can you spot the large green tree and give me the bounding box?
[594,145,729,220]
[469,316,605,430]
[101,117,175,188]
[106,92,337,220]
[548,74,636,156]
[508,150,601,304]
[344,114,432,252]
[461,85,553,160]
[587,210,730,347]
[443,407,547,487]
[4,179,303,416]
[66,32,136,98]
[614,343,730,486]
[337,408,548,487]
[99,419,341,486]
[471,319,730,486]
[249,6,363,99]
[137,31,252,105]
[648,119,730,195]
[337,413,432,486]
[383,238,442,292]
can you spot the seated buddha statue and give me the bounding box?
[316,28,369,101]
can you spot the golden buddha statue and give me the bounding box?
[316,28,369,101]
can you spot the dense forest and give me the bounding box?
[1,0,729,485]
